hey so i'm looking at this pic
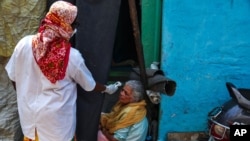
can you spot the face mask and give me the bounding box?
[71,28,77,37]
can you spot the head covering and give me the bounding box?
[32,1,77,83]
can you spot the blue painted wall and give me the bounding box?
[159,0,250,140]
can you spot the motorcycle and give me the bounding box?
[207,82,250,141]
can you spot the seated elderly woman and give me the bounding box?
[98,80,148,141]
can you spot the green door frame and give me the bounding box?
[141,0,162,67]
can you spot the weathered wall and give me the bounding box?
[0,0,46,57]
[0,57,23,141]
[159,0,250,140]
[0,0,46,140]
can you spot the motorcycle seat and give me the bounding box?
[226,82,250,100]
[226,82,250,110]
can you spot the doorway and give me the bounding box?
[103,0,141,112]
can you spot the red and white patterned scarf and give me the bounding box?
[32,1,77,83]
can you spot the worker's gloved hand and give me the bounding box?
[103,81,122,94]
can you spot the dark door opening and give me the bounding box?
[103,1,160,141]
[103,0,141,111]
[112,0,141,68]
[107,0,141,83]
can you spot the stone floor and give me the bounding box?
[168,132,209,141]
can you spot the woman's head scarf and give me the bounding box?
[32,1,77,83]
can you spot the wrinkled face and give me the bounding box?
[119,85,134,104]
